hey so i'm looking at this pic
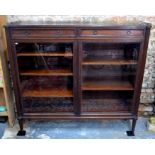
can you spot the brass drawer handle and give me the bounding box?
[127,30,131,35]
[93,30,97,35]
[56,30,62,35]
[23,31,31,36]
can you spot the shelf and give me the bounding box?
[82,59,137,65]
[17,52,73,57]
[22,87,73,97]
[20,69,73,76]
[82,80,134,91]
[0,111,8,116]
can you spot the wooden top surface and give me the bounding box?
[5,21,151,29]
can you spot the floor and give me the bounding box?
[1,117,155,139]
[0,122,7,138]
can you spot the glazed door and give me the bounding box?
[14,41,77,115]
[79,41,141,115]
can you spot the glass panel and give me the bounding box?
[22,97,73,113]
[82,65,136,90]
[81,42,140,113]
[82,91,133,112]
[16,43,73,55]
[17,56,72,74]
[15,42,74,113]
[83,43,139,63]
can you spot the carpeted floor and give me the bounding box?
[1,117,155,139]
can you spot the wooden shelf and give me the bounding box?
[82,59,137,65]
[17,52,73,57]
[20,69,73,76]
[82,80,134,91]
[22,87,73,97]
[0,111,8,116]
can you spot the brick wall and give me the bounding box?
[7,15,155,116]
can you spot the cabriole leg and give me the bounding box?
[126,118,137,136]
[17,119,26,136]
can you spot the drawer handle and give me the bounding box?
[56,30,62,35]
[23,31,31,36]
[127,30,131,35]
[93,30,97,35]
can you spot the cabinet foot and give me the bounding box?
[126,118,137,136]
[126,131,135,136]
[17,130,26,136]
[17,119,26,136]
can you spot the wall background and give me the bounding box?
[6,15,155,116]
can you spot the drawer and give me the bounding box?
[80,29,144,37]
[11,29,76,39]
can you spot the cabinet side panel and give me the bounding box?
[132,27,151,115]
[5,27,23,118]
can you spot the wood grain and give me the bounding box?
[22,87,73,97]
[83,59,137,65]
[17,52,73,57]
[20,69,73,76]
[82,80,134,91]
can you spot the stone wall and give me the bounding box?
[6,15,155,116]
[140,22,155,116]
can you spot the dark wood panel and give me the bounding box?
[21,114,135,120]
[80,29,143,37]
[11,29,76,39]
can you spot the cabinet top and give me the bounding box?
[5,21,151,29]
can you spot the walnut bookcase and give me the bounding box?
[5,22,151,136]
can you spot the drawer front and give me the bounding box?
[11,29,76,39]
[80,29,144,37]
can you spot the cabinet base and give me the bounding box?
[126,131,135,136]
[17,130,26,136]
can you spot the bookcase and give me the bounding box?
[5,22,151,136]
[0,39,15,126]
